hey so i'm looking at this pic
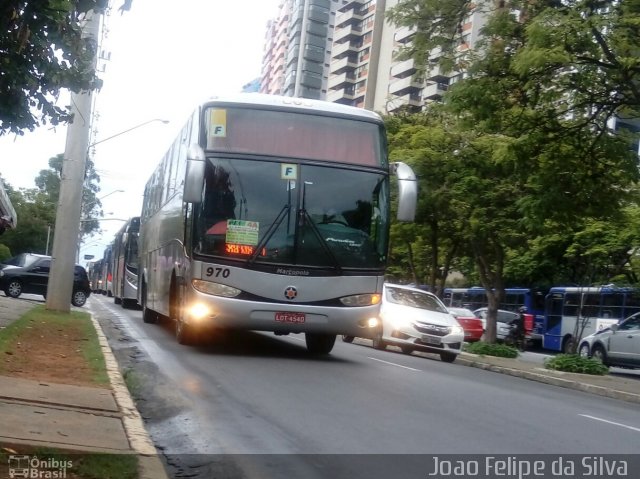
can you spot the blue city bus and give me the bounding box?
[543,286,640,353]
[442,287,547,340]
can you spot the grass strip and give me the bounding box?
[0,305,109,386]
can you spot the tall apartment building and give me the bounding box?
[326,0,387,110]
[261,0,344,100]
[261,0,489,112]
[374,0,489,114]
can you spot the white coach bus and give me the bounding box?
[111,216,140,308]
[138,94,417,354]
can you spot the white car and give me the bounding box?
[579,313,640,369]
[373,284,465,362]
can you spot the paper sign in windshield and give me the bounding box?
[225,219,259,245]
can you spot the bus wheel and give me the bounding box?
[176,319,197,346]
[305,333,336,354]
[141,284,156,324]
[562,336,575,354]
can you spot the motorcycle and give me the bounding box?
[504,322,527,352]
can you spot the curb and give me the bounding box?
[91,315,169,479]
[457,355,640,405]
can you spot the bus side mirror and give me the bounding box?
[391,162,417,222]
[184,144,206,203]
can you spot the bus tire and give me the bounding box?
[305,333,336,354]
[176,319,197,346]
[141,283,157,324]
[562,336,575,354]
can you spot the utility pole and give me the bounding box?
[46,9,101,312]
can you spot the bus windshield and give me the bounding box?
[194,157,389,270]
[205,107,385,167]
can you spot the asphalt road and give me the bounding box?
[87,295,640,478]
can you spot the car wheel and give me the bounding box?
[372,331,386,351]
[578,342,590,358]
[440,352,457,363]
[341,335,355,343]
[400,345,414,355]
[71,290,87,307]
[5,280,23,298]
[305,333,336,354]
[591,344,608,365]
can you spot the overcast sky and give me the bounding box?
[0,0,281,262]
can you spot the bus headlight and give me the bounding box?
[340,293,381,307]
[188,303,211,321]
[192,280,241,298]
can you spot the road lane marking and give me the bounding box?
[579,414,640,433]
[367,357,421,372]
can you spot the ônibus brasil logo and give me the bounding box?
[8,455,72,478]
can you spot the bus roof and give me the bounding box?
[201,93,383,123]
[548,286,638,294]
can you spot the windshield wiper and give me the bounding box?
[247,204,290,265]
[295,208,342,274]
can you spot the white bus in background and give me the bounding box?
[138,94,417,354]
[111,217,140,309]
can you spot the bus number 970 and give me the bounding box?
[205,267,231,278]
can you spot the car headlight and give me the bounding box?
[192,280,241,297]
[450,325,464,335]
[340,293,381,307]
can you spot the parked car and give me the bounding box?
[0,253,91,307]
[372,284,465,362]
[447,307,484,342]
[473,308,521,341]
[579,313,640,369]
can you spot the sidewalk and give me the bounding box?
[457,352,640,404]
[0,295,168,479]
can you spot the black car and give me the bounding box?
[0,253,91,307]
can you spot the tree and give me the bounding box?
[0,154,102,256]
[387,0,640,341]
[0,0,107,135]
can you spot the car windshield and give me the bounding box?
[497,311,519,323]
[448,308,475,317]
[3,253,41,268]
[385,287,448,313]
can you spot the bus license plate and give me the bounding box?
[275,312,306,324]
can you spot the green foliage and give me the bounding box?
[0,155,102,256]
[384,0,640,307]
[0,243,11,261]
[0,0,108,135]
[464,341,519,358]
[544,354,609,376]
